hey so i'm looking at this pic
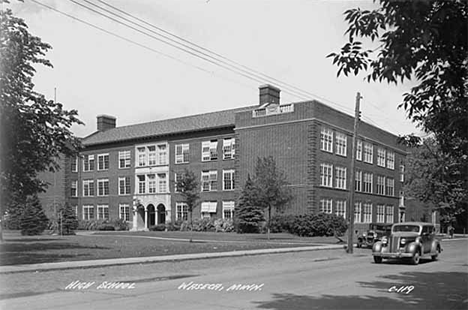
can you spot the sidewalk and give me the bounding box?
[0,244,344,274]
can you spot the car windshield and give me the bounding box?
[370,224,392,231]
[393,225,420,233]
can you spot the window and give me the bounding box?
[320,127,333,152]
[119,204,130,222]
[83,180,95,197]
[319,199,332,213]
[176,202,188,221]
[364,142,373,164]
[223,138,235,160]
[119,176,131,195]
[83,205,94,220]
[335,133,347,156]
[222,201,235,219]
[97,154,109,170]
[71,157,78,172]
[201,170,217,192]
[335,167,347,189]
[400,164,405,182]
[175,173,182,192]
[335,200,346,219]
[223,170,235,190]
[386,178,394,196]
[387,151,395,170]
[148,146,156,166]
[119,151,131,168]
[376,175,385,195]
[320,163,333,187]
[137,147,146,167]
[175,144,190,164]
[386,205,394,223]
[71,180,77,197]
[356,140,362,161]
[201,201,217,218]
[138,175,146,194]
[157,145,167,165]
[363,203,372,223]
[97,179,109,196]
[158,173,167,193]
[377,148,386,167]
[148,174,156,194]
[354,202,362,223]
[202,140,218,161]
[363,173,373,193]
[97,204,109,220]
[83,155,95,172]
[377,205,385,223]
[355,170,362,192]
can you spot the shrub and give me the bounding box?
[110,218,130,231]
[98,224,115,231]
[149,224,166,231]
[77,219,129,231]
[288,213,348,237]
[20,195,49,236]
[269,214,296,233]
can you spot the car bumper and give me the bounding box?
[373,252,414,259]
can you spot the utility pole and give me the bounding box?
[347,92,362,254]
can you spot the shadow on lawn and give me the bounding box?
[254,270,468,310]
[0,240,109,266]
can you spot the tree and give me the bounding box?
[175,168,200,231]
[57,203,79,235]
[0,9,82,238]
[252,156,293,238]
[235,175,265,233]
[19,195,49,236]
[328,0,467,217]
[404,137,467,229]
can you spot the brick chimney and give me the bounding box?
[259,84,280,106]
[97,115,116,131]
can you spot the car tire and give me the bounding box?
[411,251,420,265]
[374,256,382,264]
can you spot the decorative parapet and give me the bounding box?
[252,103,294,118]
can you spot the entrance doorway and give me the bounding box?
[147,204,156,228]
[157,204,166,224]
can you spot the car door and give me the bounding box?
[422,226,432,253]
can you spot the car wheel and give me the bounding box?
[411,251,420,265]
[374,256,382,264]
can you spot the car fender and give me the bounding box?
[372,241,382,253]
[431,240,441,253]
[407,242,420,254]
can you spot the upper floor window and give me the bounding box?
[175,144,190,164]
[387,151,395,170]
[97,154,109,171]
[356,140,362,161]
[83,180,95,196]
[223,138,235,160]
[148,146,157,166]
[148,174,157,193]
[364,142,373,164]
[320,163,333,187]
[202,140,218,161]
[83,155,95,172]
[137,144,168,167]
[386,178,395,196]
[201,170,218,191]
[319,198,333,214]
[158,173,167,193]
[157,145,167,165]
[377,148,386,167]
[97,179,109,196]
[335,166,347,189]
[320,127,333,153]
[137,147,146,167]
[119,151,131,169]
[137,175,146,194]
[335,133,347,157]
[119,176,131,195]
[71,157,78,172]
[355,170,362,192]
[223,170,235,190]
[71,180,77,197]
[363,172,373,193]
[376,175,385,195]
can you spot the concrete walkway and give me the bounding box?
[0,244,344,274]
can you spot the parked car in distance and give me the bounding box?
[357,223,393,248]
[372,222,442,265]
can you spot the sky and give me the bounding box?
[5,0,423,138]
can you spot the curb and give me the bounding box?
[0,244,343,274]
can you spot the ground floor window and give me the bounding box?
[222,201,235,219]
[176,203,188,221]
[119,204,130,222]
[83,205,94,220]
[386,205,394,223]
[319,198,332,213]
[335,200,346,219]
[363,203,372,223]
[354,202,362,223]
[201,201,217,218]
[376,205,385,223]
[97,205,109,220]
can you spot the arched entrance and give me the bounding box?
[147,204,156,228]
[157,204,166,224]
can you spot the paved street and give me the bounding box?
[1,239,466,310]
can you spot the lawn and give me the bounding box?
[0,230,343,266]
